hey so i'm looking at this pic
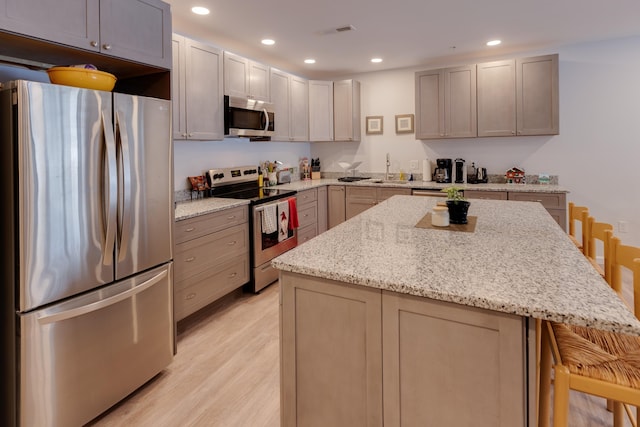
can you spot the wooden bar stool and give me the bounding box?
[586,216,614,280]
[538,236,640,427]
[568,202,589,254]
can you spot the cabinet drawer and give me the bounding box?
[175,224,248,281]
[298,201,318,228]
[346,186,378,201]
[377,187,412,201]
[297,223,318,245]
[175,206,248,244]
[464,190,508,200]
[175,254,249,321]
[297,188,318,206]
[507,192,565,209]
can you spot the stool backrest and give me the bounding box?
[587,217,614,282]
[568,202,589,253]
[610,236,640,318]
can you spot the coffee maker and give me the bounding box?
[454,158,466,184]
[434,158,452,183]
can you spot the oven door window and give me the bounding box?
[261,227,294,250]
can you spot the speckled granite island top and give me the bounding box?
[272,195,640,336]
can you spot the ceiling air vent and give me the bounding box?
[335,25,356,33]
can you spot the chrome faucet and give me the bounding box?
[386,153,391,180]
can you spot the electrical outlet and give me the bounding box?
[409,160,419,171]
[618,221,629,233]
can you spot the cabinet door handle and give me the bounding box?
[228,272,237,279]
[90,41,98,47]
[102,44,112,50]
[185,293,196,300]
[227,240,237,246]
[185,227,195,232]
[227,215,236,220]
[185,256,195,262]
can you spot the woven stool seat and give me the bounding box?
[552,322,640,389]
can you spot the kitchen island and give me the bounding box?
[272,196,640,426]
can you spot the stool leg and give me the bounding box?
[538,321,552,427]
[613,401,624,427]
[553,365,571,427]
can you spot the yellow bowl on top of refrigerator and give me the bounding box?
[46,66,117,91]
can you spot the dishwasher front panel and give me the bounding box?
[19,263,174,427]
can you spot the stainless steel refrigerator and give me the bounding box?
[0,80,174,426]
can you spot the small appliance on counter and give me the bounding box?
[467,162,488,184]
[434,158,452,183]
[454,158,466,184]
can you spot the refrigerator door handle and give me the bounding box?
[115,110,132,262]
[37,269,168,325]
[102,110,118,266]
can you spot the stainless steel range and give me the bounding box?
[206,166,297,292]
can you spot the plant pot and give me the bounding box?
[446,200,470,224]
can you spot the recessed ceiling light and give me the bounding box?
[191,6,210,15]
[261,39,275,46]
[487,39,501,46]
[371,58,383,63]
[304,59,316,64]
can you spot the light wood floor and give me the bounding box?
[88,279,631,427]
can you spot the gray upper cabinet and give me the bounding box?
[418,54,558,140]
[333,79,361,142]
[477,59,516,137]
[172,34,224,140]
[270,68,309,142]
[223,51,270,101]
[309,80,334,141]
[415,65,476,139]
[0,0,172,69]
[477,54,559,137]
[516,54,559,135]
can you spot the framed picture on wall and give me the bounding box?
[395,114,414,134]
[366,116,383,135]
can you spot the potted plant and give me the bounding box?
[441,186,471,224]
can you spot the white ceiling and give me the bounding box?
[166,0,640,79]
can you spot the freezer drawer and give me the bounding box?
[18,263,174,427]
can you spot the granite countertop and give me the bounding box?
[276,178,569,193]
[174,179,568,221]
[272,195,640,336]
[175,198,250,221]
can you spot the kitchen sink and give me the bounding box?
[368,179,410,184]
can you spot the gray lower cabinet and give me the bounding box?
[280,272,529,427]
[464,190,508,200]
[346,186,412,220]
[0,0,172,69]
[174,206,249,321]
[296,188,319,245]
[327,185,346,229]
[317,185,328,234]
[508,191,567,231]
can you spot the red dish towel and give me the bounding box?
[288,197,299,229]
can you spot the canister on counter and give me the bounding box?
[431,205,449,227]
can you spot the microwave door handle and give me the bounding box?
[101,111,117,266]
[115,110,132,262]
[263,108,269,132]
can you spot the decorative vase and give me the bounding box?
[446,200,470,224]
[268,172,277,186]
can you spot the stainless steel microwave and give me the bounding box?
[224,95,275,138]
